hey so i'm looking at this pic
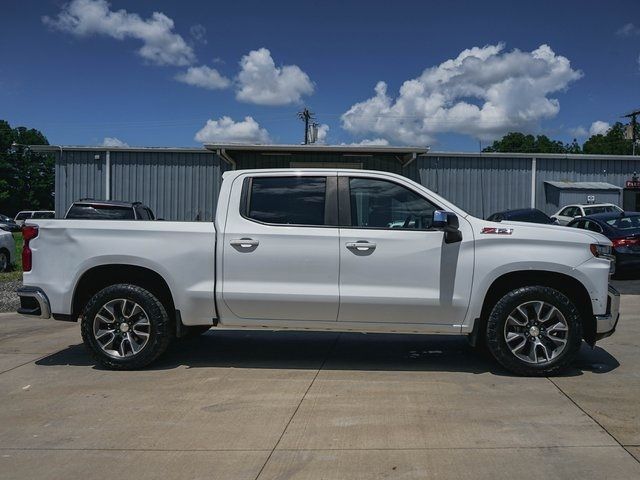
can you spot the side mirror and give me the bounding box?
[432,210,462,243]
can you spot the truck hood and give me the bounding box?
[469,217,612,246]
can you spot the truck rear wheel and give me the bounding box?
[486,286,583,376]
[80,284,174,370]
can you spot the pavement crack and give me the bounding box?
[546,376,640,465]
[253,333,341,480]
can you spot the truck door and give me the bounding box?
[221,173,340,321]
[337,174,473,326]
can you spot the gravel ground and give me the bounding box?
[0,280,21,313]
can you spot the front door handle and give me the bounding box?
[346,241,376,251]
[230,238,259,249]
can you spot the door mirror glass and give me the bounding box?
[432,210,462,243]
[432,210,458,230]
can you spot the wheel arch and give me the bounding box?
[475,270,596,345]
[0,246,10,264]
[72,264,176,321]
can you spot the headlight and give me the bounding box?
[590,244,613,258]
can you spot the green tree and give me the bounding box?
[0,120,54,216]
[582,122,638,155]
[482,132,577,154]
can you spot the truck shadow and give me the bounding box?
[35,330,619,377]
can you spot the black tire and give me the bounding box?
[80,284,174,370]
[0,249,10,272]
[486,286,583,376]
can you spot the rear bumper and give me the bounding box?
[595,285,620,341]
[16,287,51,319]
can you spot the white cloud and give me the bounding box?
[315,124,329,143]
[616,23,640,37]
[43,0,195,66]
[354,138,390,146]
[236,48,314,105]
[102,137,128,147]
[341,43,582,144]
[189,24,207,44]
[194,116,270,143]
[589,121,611,136]
[175,66,230,90]
[569,126,588,138]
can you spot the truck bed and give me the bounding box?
[23,220,217,325]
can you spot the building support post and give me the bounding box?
[530,157,537,208]
[105,150,111,200]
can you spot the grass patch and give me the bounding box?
[0,232,23,283]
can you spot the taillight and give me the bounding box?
[612,237,640,248]
[22,225,39,272]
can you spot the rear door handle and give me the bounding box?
[230,238,259,248]
[346,241,376,251]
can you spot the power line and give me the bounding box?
[297,107,315,144]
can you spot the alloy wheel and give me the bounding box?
[93,299,151,358]
[503,300,569,364]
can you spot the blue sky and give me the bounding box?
[1,0,639,151]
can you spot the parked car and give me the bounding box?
[551,203,622,225]
[65,200,155,220]
[0,230,15,272]
[14,210,55,226]
[0,214,21,232]
[567,211,640,273]
[17,169,619,376]
[487,208,557,225]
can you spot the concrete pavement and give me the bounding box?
[0,295,639,479]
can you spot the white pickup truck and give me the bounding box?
[17,169,620,376]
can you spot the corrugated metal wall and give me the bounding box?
[55,150,105,217]
[110,151,227,221]
[547,188,621,210]
[55,150,229,221]
[232,151,407,174]
[416,155,532,218]
[55,149,640,221]
[536,157,640,214]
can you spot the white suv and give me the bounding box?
[552,203,623,225]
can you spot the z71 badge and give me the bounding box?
[481,227,514,235]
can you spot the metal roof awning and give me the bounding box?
[544,181,622,190]
[204,143,429,156]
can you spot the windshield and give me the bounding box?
[584,205,620,216]
[605,214,640,232]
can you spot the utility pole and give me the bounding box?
[297,107,315,144]
[623,108,640,155]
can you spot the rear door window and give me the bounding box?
[135,206,151,220]
[246,177,327,226]
[66,204,135,220]
[32,211,54,219]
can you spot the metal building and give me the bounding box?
[33,144,640,220]
[543,181,622,212]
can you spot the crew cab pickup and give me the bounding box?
[17,169,620,375]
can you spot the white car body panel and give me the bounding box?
[22,169,614,340]
[0,231,15,266]
[23,220,216,325]
[552,203,623,226]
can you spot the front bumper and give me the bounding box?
[16,286,51,319]
[595,285,620,341]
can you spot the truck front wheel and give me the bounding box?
[486,286,583,376]
[80,284,174,370]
